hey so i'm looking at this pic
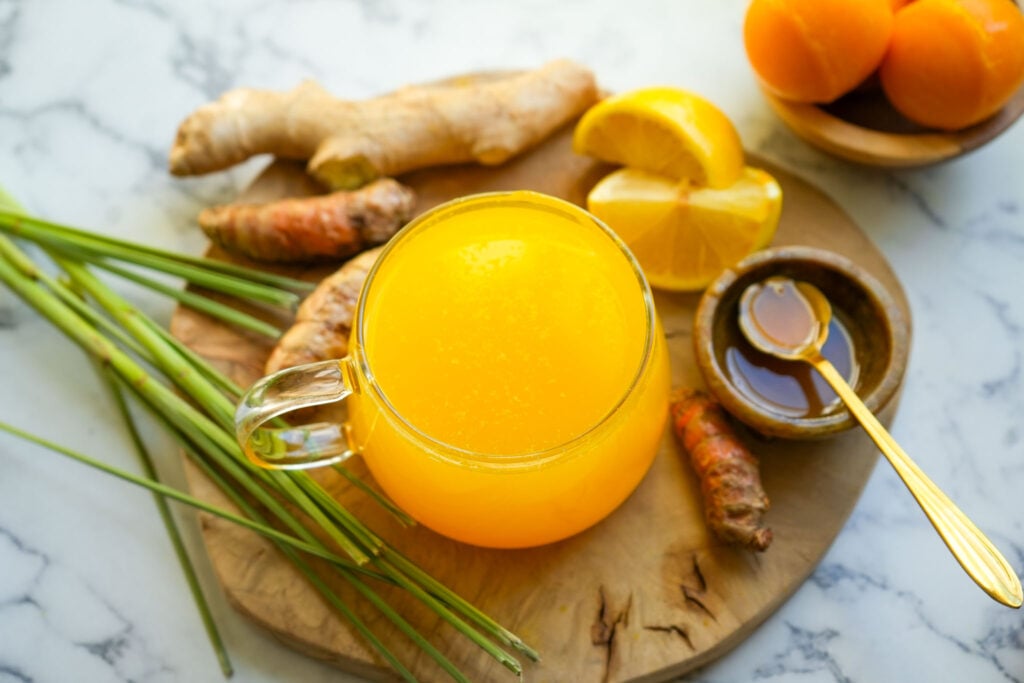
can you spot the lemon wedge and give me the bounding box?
[573,87,744,189]
[587,167,782,291]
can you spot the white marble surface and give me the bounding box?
[1,0,1023,681]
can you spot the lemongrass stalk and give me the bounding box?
[293,472,385,553]
[336,565,470,683]
[290,476,522,674]
[0,233,364,561]
[59,251,530,670]
[332,464,416,527]
[142,318,243,398]
[0,242,152,361]
[376,560,522,677]
[0,232,537,677]
[91,258,283,338]
[0,419,377,576]
[382,546,541,662]
[2,220,300,309]
[159,406,468,683]
[96,367,233,678]
[280,547,420,682]
[0,208,314,292]
[151,403,424,682]
[55,256,375,563]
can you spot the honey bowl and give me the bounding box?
[693,245,910,440]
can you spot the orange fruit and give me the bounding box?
[744,0,894,103]
[880,0,1024,130]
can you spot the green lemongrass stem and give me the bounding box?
[0,245,152,362]
[280,548,420,683]
[0,237,366,565]
[71,251,530,671]
[173,436,389,585]
[0,419,379,578]
[143,318,243,398]
[96,367,233,678]
[294,471,385,553]
[383,546,541,662]
[91,258,283,339]
[56,256,372,564]
[0,209,490,677]
[0,233,537,675]
[332,464,416,527]
[123,371,362,560]
[0,208,314,292]
[164,414,466,683]
[263,468,374,562]
[376,560,522,677]
[127,381,464,683]
[57,255,234,428]
[2,219,300,309]
[291,477,522,675]
[339,566,470,683]
[294,467,534,662]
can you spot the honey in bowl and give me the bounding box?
[693,246,908,440]
[725,277,860,419]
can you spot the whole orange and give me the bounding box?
[880,0,1024,130]
[744,0,894,103]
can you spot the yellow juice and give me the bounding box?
[349,193,670,548]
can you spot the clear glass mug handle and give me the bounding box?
[235,359,358,469]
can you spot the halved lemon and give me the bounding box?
[588,167,783,291]
[573,87,744,189]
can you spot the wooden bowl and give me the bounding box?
[762,81,1024,168]
[693,246,911,440]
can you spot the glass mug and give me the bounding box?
[236,191,671,548]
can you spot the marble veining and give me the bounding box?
[0,526,174,682]
[1,0,1023,682]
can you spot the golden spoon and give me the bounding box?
[739,276,1023,608]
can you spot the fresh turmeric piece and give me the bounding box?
[169,59,598,189]
[265,246,381,374]
[197,178,415,263]
[671,389,773,551]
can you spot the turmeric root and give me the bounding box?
[169,59,598,189]
[197,178,415,263]
[265,247,382,374]
[671,389,772,552]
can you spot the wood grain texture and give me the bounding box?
[763,83,1024,168]
[169,123,911,682]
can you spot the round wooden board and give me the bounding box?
[170,123,911,682]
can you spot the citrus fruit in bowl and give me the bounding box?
[879,0,1024,131]
[743,0,894,104]
[745,0,1024,166]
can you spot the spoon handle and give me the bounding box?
[809,354,1023,608]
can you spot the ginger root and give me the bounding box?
[197,178,414,263]
[169,59,598,189]
[671,389,772,552]
[265,247,381,374]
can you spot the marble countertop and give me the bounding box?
[2,1,1023,681]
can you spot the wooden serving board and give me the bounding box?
[170,123,911,682]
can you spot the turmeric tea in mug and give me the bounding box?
[237,192,671,548]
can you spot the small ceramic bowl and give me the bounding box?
[762,83,1024,168]
[693,245,910,440]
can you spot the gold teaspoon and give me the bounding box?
[739,276,1022,608]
